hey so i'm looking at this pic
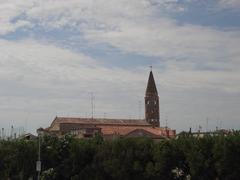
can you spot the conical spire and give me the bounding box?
[145,71,158,96]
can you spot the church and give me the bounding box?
[40,71,176,139]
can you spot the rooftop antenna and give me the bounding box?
[25,113,29,134]
[165,115,168,128]
[2,128,4,140]
[90,92,94,119]
[10,125,13,139]
[206,117,209,132]
[94,97,96,119]
[198,125,202,132]
[138,100,142,119]
[216,117,220,131]
[129,113,132,119]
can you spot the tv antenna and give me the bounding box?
[206,117,209,132]
[10,125,14,139]
[90,92,95,119]
[165,115,168,128]
[2,128,4,139]
[138,100,142,119]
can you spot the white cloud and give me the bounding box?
[218,0,240,9]
[1,1,239,62]
[160,60,240,93]
[0,39,240,134]
[4,0,237,62]
[84,18,240,59]
[0,39,145,88]
[0,39,147,132]
[0,0,188,34]
[0,0,35,35]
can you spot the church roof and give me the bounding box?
[49,117,151,131]
[98,125,166,137]
[146,71,158,96]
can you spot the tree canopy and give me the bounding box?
[0,132,240,180]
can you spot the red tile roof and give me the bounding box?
[51,117,151,128]
[98,125,167,136]
[46,116,176,138]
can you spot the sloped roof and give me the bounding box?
[98,125,166,137]
[50,117,151,130]
[145,71,158,96]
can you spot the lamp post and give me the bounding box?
[36,129,42,180]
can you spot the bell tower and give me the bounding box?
[145,70,160,127]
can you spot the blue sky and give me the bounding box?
[0,0,240,134]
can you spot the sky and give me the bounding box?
[0,0,240,135]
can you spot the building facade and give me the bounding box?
[41,71,176,139]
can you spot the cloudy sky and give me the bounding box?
[0,0,240,135]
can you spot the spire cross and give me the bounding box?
[149,65,152,71]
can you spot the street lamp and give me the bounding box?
[36,129,43,180]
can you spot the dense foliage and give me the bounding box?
[0,132,240,180]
